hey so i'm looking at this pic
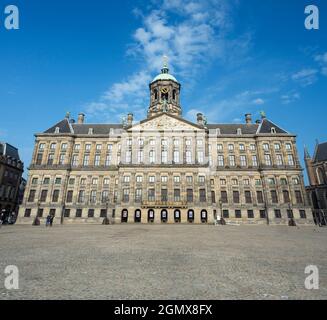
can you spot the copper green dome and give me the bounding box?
[151,56,179,83]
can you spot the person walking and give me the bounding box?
[46,214,51,228]
[50,214,54,227]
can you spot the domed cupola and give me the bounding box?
[148,56,182,118]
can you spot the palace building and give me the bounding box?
[18,61,312,225]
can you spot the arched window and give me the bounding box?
[187,210,194,223]
[154,89,158,100]
[201,210,208,223]
[174,209,181,223]
[148,209,155,223]
[135,210,141,223]
[173,90,176,100]
[161,209,168,223]
[121,209,128,223]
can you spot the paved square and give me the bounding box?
[0,224,326,300]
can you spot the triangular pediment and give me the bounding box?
[129,113,203,132]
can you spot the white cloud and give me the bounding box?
[85,0,249,122]
[281,92,300,105]
[252,98,265,105]
[315,52,327,76]
[291,68,318,87]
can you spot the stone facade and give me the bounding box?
[0,142,24,219]
[17,64,312,225]
[305,142,327,225]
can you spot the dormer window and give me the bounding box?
[216,128,221,135]
[88,128,93,135]
[237,128,242,135]
[55,127,60,134]
[271,127,276,134]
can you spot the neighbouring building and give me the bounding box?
[305,141,327,226]
[17,60,312,225]
[0,142,24,219]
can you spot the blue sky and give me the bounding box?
[0,0,326,179]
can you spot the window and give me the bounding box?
[136,176,143,183]
[232,178,238,186]
[245,191,252,203]
[76,209,82,218]
[173,150,180,163]
[24,209,32,217]
[101,190,109,203]
[220,179,226,186]
[38,143,45,150]
[61,143,68,151]
[295,190,303,204]
[235,210,242,218]
[148,189,155,202]
[66,191,73,203]
[257,191,264,204]
[72,155,79,167]
[217,155,224,167]
[240,155,247,167]
[80,178,86,186]
[85,144,91,151]
[43,178,50,185]
[127,139,132,146]
[199,189,206,202]
[283,190,290,203]
[123,189,130,202]
[137,151,144,163]
[161,150,168,164]
[28,190,36,202]
[100,209,107,218]
[149,176,155,183]
[292,177,300,185]
[287,209,294,219]
[94,155,101,166]
[211,191,216,203]
[90,191,97,203]
[187,189,193,202]
[285,143,292,150]
[92,178,98,185]
[74,144,80,151]
[248,210,254,219]
[276,154,283,166]
[36,153,43,165]
[88,209,95,218]
[150,139,155,146]
[52,190,60,202]
[239,144,245,151]
[268,178,275,185]
[229,155,235,167]
[122,176,130,184]
[149,150,156,163]
[186,139,191,146]
[107,144,113,151]
[64,209,70,218]
[40,190,48,202]
[161,139,168,146]
[223,210,229,218]
[281,178,288,185]
[32,178,38,185]
[186,176,193,184]
[275,209,282,218]
[174,189,181,202]
[37,208,44,218]
[68,178,75,186]
[135,189,142,202]
[272,143,280,151]
[300,210,306,219]
[243,179,250,186]
[197,151,204,164]
[59,153,65,165]
[265,154,272,166]
[105,154,112,166]
[270,190,278,204]
[287,155,295,166]
[47,154,54,165]
[263,143,269,151]
[50,143,56,150]
[228,144,234,152]
[186,151,192,164]
[161,189,168,202]
[197,139,203,146]
[217,144,223,152]
[126,151,132,164]
[173,139,179,146]
[260,210,266,219]
[221,191,228,203]
[233,191,240,203]
[249,144,256,151]
[78,190,85,203]
[139,139,144,146]
[174,176,181,183]
[83,155,90,166]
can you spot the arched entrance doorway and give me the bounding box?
[121,209,128,223]
[134,209,141,223]
[187,210,194,223]
[148,209,155,223]
[201,210,208,223]
[161,209,168,223]
[174,209,181,223]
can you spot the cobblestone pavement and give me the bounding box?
[0,224,326,300]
